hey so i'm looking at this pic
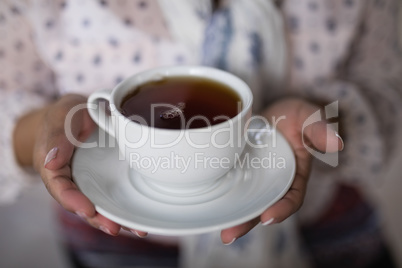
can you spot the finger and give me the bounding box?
[86,213,121,236]
[44,168,120,236]
[292,100,343,153]
[37,105,97,219]
[43,136,75,170]
[32,95,109,234]
[303,120,344,153]
[220,217,260,245]
[42,167,97,219]
[131,230,148,238]
[260,136,311,225]
[260,170,308,224]
[42,107,95,170]
[122,227,148,238]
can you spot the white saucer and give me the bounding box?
[72,126,295,236]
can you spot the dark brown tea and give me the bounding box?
[120,76,242,129]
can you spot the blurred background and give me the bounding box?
[1,2,402,268]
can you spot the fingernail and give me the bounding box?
[262,218,275,226]
[44,147,58,167]
[99,226,113,236]
[131,230,147,238]
[223,238,236,245]
[335,132,344,151]
[75,211,88,219]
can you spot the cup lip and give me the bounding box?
[109,65,253,133]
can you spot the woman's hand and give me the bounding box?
[220,98,344,244]
[13,94,147,237]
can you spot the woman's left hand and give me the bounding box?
[220,98,344,244]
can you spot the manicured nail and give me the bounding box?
[44,147,58,167]
[224,238,236,245]
[99,226,113,236]
[335,132,344,151]
[75,211,88,219]
[131,230,147,238]
[262,218,275,226]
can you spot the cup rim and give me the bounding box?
[109,65,253,133]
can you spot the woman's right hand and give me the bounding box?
[14,94,147,237]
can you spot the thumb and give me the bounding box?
[43,136,75,170]
[302,119,344,153]
[43,103,95,170]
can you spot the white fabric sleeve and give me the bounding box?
[0,1,56,205]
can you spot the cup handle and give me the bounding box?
[87,89,116,138]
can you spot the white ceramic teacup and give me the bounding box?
[87,65,253,193]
